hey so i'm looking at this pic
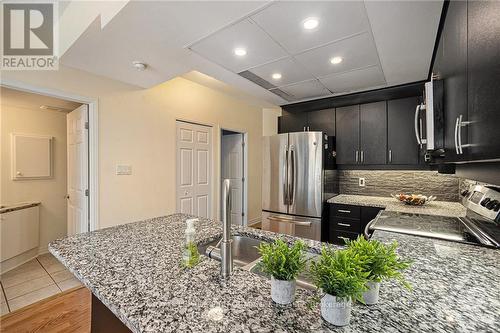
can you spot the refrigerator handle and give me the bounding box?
[289,148,295,205]
[283,148,288,205]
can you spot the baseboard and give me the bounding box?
[1,245,48,274]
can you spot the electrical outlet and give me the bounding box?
[359,177,366,187]
[116,164,132,175]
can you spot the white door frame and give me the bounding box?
[220,127,248,226]
[1,79,99,231]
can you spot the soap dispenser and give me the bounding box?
[183,218,199,268]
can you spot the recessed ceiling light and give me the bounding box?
[303,17,319,30]
[272,73,282,80]
[330,56,343,65]
[132,61,147,71]
[234,48,247,56]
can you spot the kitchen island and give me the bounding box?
[49,214,499,332]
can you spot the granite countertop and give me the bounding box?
[328,194,466,217]
[0,202,41,214]
[49,213,499,332]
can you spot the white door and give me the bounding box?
[67,105,89,235]
[221,133,244,225]
[176,121,212,218]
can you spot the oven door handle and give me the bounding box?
[364,218,377,239]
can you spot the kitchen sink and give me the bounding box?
[198,235,318,290]
[197,235,265,267]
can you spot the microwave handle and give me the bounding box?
[414,104,423,147]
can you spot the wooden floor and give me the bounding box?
[0,286,90,333]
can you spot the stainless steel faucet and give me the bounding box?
[220,179,233,279]
[206,179,233,279]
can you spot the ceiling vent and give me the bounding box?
[238,70,294,101]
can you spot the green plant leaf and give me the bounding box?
[257,239,307,281]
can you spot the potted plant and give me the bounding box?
[257,239,307,305]
[309,247,368,326]
[346,236,412,305]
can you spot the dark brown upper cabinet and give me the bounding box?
[387,97,420,165]
[279,108,335,136]
[360,102,387,165]
[336,105,360,165]
[466,0,500,161]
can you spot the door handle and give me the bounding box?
[415,104,423,147]
[355,150,359,163]
[454,116,460,154]
[283,148,288,205]
[457,114,472,154]
[268,216,311,227]
[288,148,295,205]
[360,151,364,163]
[388,149,392,163]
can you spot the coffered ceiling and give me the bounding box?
[60,1,443,105]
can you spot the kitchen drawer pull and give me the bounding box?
[337,222,351,227]
[337,209,351,213]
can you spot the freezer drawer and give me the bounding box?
[261,211,321,241]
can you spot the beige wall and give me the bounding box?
[0,105,67,250]
[262,107,281,136]
[2,65,267,228]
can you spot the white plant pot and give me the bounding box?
[362,281,380,305]
[270,277,296,304]
[321,294,352,326]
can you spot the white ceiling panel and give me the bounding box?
[273,79,331,101]
[365,1,443,85]
[248,57,314,87]
[190,19,288,73]
[319,66,386,94]
[294,32,380,78]
[251,1,369,54]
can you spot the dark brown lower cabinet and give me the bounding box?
[328,203,382,244]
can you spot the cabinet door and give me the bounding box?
[307,108,335,136]
[434,0,468,162]
[360,102,387,165]
[279,110,308,133]
[387,97,420,164]
[467,0,500,161]
[336,105,359,164]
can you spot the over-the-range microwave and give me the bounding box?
[415,79,444,158]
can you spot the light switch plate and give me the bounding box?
[359,177,366,187]
[116,164,132,175]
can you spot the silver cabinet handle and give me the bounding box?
[303,126,306,131]
[388,149,392,163]
[454,116,460,154]
[338,222,351,227]
[355,150,359,163]
[338,209,351,213]
[268,216,312,227]
[360,151,364,163]
[457,114,472,154]
[307,126,310,131]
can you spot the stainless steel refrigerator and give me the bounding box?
[262,132,328,241]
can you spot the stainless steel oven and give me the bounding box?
[262,211,321,241]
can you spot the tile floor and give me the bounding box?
[0,253,82,315]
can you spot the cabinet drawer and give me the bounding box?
[330,230,359,245]
[333,217,360,233]
[330,204,361,219]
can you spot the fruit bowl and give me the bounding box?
[390,193,437,206]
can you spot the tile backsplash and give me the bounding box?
[337,170,460,202]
